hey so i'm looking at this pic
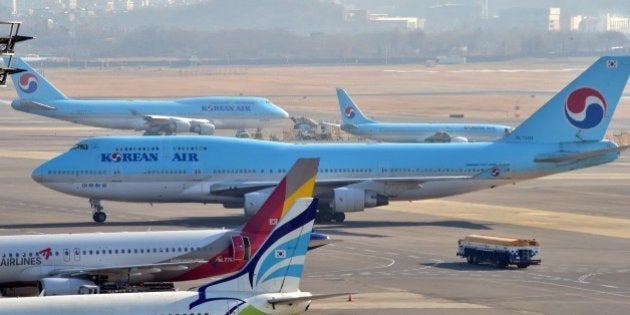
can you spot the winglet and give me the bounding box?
[336,88,376,126]
[504,56,630,143]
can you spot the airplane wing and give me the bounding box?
[48,260,208,277]
[534,145,629,163]
[268,293,353,306]
[143,114,212,125]
[209,174,474,197]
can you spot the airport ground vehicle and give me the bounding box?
[457,234,541,268]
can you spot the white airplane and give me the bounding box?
[0,158,326,297]
[0,194,340,314]
[30,56,630,224]
[336,88,513,142]
[3,57,289,135]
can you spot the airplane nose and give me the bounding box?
[276,107,289,119]
[31,163,45,183]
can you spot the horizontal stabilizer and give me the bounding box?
[534,145,628,163]
[268,292,354,305]
[12,100,57,110]
[340,123,359,131]
[308,232,341,250]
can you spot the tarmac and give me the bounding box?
[0,105,629,314]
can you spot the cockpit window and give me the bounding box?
[71,143,89,151]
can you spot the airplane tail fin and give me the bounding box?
[336,88,376,125]
[189,159,319,307]
[2,56,67,100]
[241,157,318,239]
[190,198,318,308]
[504,56,630,143]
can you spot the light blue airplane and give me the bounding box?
[4,57,289,135]
[31,56,630,223]
[336,88,513,142]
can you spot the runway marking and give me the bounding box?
[0,151,58,160]
[384,200,630,239]
[312,292,489,310]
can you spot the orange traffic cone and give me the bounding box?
[347,294,352,302]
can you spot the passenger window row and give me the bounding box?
[2,247,209,259]
[114,146,160,152]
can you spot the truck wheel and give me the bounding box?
[516,263,529,269]
[466,256,475,264]
[497,259,509,269]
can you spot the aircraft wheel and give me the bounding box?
[333,212,346,223]
[93,211,107,223]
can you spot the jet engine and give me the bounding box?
[191,122,216,135]
[450,136,468,143]
[243,188,273,217]
[168,119,192,134]
[332,187,388,213]
[38,277,96,296]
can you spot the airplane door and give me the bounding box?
[231,236,247,261]
[63,248,71,262]
[378,162,390,177]
[74,248,81,262]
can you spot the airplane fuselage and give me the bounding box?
[342,122,512,142]
[0,229,244,286]
[32,136,619,206]
[11,97,288,131]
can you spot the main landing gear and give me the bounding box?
[90,198,107,223]
[315,205,346,223]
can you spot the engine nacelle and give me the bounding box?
[243,188,273,217]
[39,278,96,296]
[169,119,192,133]
[191,122,216,135]
[451,136,468,143]
[332,187,389,213]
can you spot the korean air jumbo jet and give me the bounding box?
[3,57,289,135]
[336,88,513,142]
[31,56,630,223]
[0,159,327,296]
[0,195,341,315]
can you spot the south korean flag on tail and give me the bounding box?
[607,59,618,69]
[275,249,287,259]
